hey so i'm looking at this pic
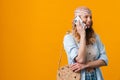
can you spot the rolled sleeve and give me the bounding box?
[63,34,79,62]
[96,34,108,65]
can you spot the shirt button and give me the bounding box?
[88,52,91,55]
[88,60,91,62]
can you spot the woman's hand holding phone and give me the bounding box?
[74,16,87,38]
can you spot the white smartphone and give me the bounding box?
[74,16,86,28]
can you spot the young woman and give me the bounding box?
[63,6,108,80]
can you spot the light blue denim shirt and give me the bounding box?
[63,33,108,80]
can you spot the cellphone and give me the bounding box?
[74,16,86,28]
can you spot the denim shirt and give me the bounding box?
[63,33,108,80]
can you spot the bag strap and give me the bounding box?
[58,31,75,70]
[58,44,63,70]
[58,31,71,70]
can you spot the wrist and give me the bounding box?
[80,35,86,40]
[80,37,86,44]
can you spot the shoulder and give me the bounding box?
[63,32,74,41]
[63,32,77,45]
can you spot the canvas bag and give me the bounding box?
[57,45,81,80]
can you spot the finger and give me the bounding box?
[70,66,78,71]
[84,24,88,29]
[85,26,87,29]
[70,63,77,68]
[78,20,80,26]
[70,64,77,70]
[74,68,80,72]
[70,64,79,71]
[82,24,86,30]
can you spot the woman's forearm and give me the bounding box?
[70,60,107,72]
[85,60,107,68]
[75,36,86,63]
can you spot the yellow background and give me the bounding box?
[0,0,120,80]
